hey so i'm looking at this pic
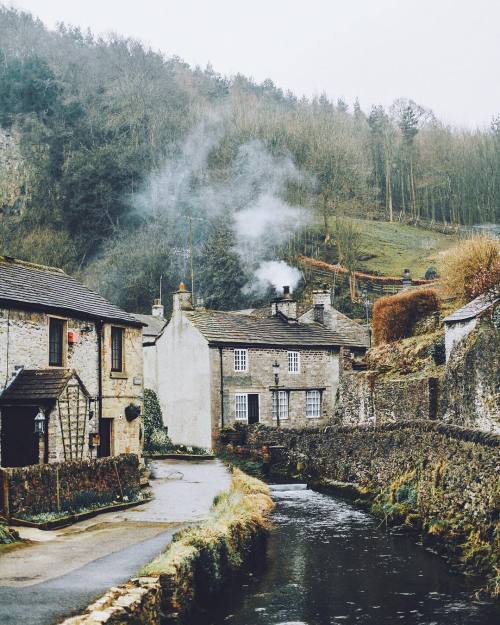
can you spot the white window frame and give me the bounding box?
[288,351,300,374]
[272,390,289,421]
[234,349,248,372]
[306,390,321,418]
[235,393,248,421]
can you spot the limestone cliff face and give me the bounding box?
[0,126,27,215]
[441,321,499,433]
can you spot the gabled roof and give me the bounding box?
[132,313,167,339]
[184,309,367,348]
[0,369,89,405]
[299,306,370,348]
[0,256,142,326]
[444,291,499,323]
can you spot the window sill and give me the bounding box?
[110,371,128,379]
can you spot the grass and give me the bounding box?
[367,327,445,379]
[139,468,274,618]
[350,219,460,278]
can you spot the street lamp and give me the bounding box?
[34,408,46,435]
[272,361,280,428]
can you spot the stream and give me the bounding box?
[196,485,500,625]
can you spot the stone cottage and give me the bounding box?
[155,284,368,449]
[444,290,499,360]
[0,256,144,467]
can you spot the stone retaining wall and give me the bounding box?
[0,453,140,517]
[336,372,441,424]
[244,421,500,594]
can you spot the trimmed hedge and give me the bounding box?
[372,288,440,344]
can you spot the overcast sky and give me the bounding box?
[10,0,500,128]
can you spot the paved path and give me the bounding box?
[0,459,230,625]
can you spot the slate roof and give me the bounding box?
[444,291,499,323]
[0,257,142,326]
[184,309,367,348]
[299,307,370,348]
[0,369,88,405]
[132,313,167,339]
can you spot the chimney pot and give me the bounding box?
[152,298,165,318]
[173,283,193,311]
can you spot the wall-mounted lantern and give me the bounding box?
[34,408,46,435]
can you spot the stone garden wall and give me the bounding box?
[0,453,140,517]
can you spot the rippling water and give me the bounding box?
[195,487,500,625]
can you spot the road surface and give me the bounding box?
[0,459,230,625]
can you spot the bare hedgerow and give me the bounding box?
[438,235,500,303]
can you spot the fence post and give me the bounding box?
[1,470,10,519]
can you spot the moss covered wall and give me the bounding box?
[441,321,499,433]
[245,421,499,595]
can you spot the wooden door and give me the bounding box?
[248,394,260,424]
[98,418,112,457]
[1,407,39,467]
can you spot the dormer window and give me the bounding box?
[49,318,65,366]
[234,349,248,372]
[111,327,124,372]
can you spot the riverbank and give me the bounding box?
[236,421,500,598]
[60,468,274,625]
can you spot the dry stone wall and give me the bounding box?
[336,372,440,424]
[244,421,500,591]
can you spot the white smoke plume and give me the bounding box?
[245,261,302,295]
[132,120,313,299]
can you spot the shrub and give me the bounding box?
[439,235,500,302]
[428,335,446,365]
[372,288,440,344]
[143,388,175,454]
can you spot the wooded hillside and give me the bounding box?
[0,6,498,313]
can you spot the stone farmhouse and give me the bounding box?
[145,284,368,449]
[0,256,144,468]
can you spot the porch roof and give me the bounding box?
[0,369,88,405]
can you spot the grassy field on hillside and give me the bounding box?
[351,220,461,278]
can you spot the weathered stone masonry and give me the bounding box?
[0,453,140,517]
[243,421,500,590]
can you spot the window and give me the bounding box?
[288,351,300,373]
[235,393,248,421]
[49,318,65,366]
[234,349,248,372]
[111,327,124,372]
[306,390,321,418]
[272,390,289,420]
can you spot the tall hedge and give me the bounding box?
[372,288,440,344]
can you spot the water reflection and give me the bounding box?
[196,488,500,625]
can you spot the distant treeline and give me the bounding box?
[0,6,498,311]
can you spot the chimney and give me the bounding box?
[173,282,193,312]
[314,303,325,324]
[152,298,165,318]
[312,287,332,309]
[272,285,297,321]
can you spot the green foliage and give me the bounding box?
[0,523,19,544]
[428,335,446,365]
[143,389,173,454]
[0,6,499,315]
